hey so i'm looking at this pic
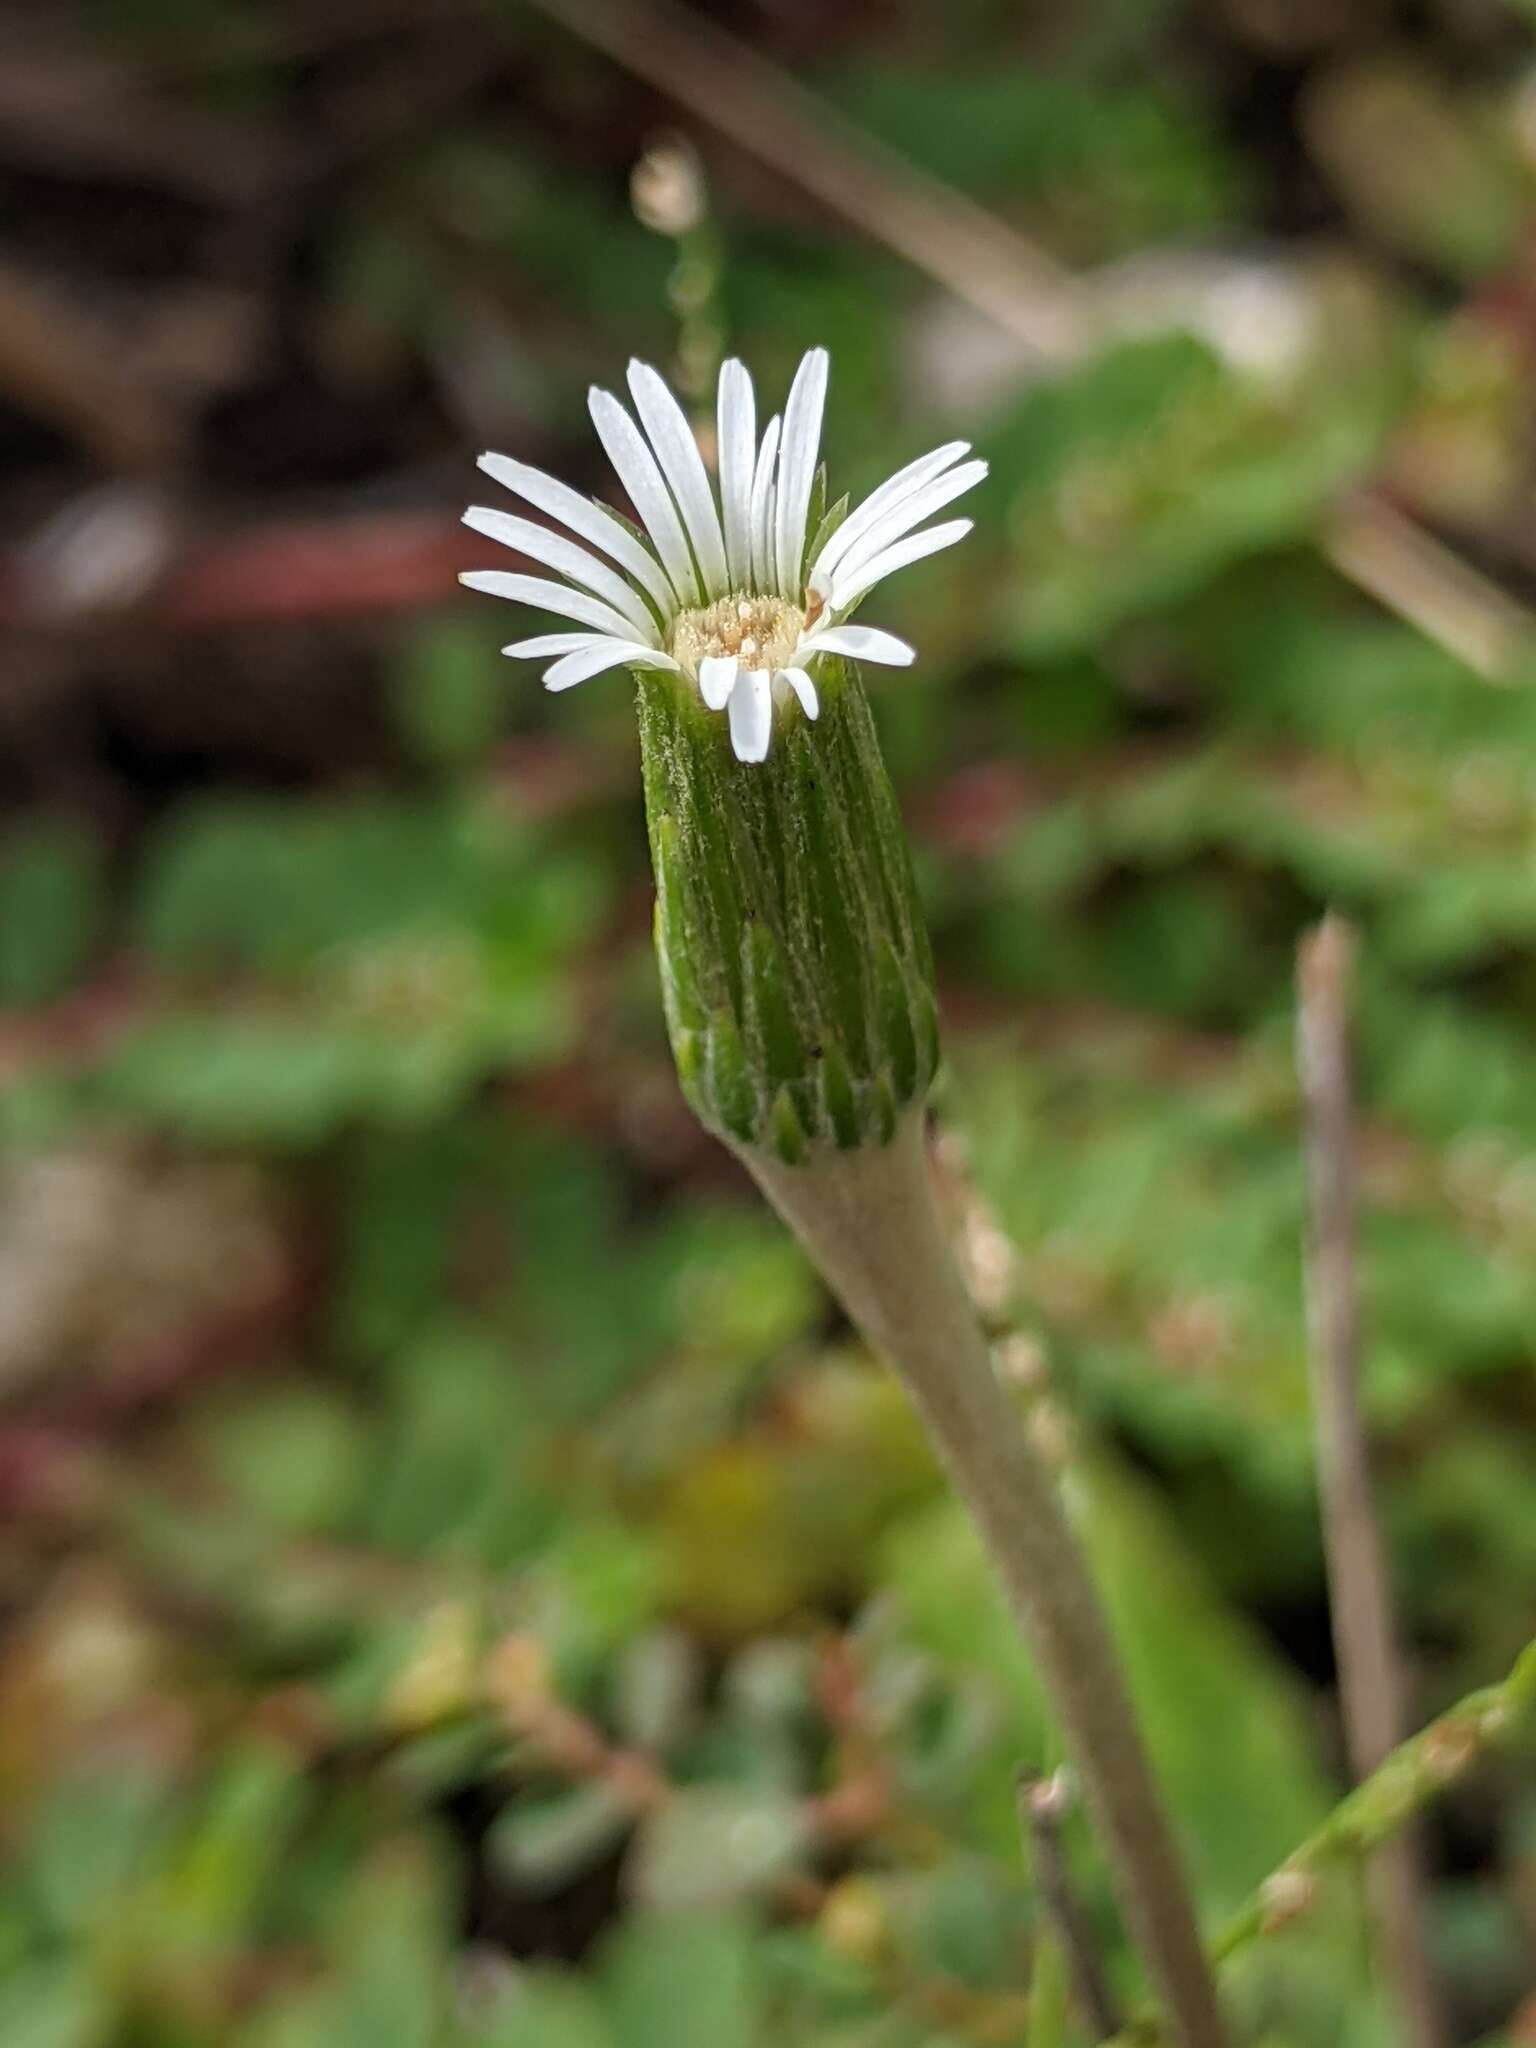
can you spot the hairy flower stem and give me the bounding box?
[743,1114,1228,2048]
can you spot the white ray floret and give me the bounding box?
[698,654,738,711]
[827,519,974,615]
[728,667,773,765]
[461,348,984,761]
[716,360,756,590]
[462,507,658,640]
[626,360,729,599]
[502,632,606,659]
[796,624,916,666]
[543,639,679,692]
[587,388,699,605]
[808,440,970,591]
[781,668,819,719]
[459,570,648,644]
[773,347,828,599]
[748,413,781,594]
[820,459,987,598]
[475,452,676,618]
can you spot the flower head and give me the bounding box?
[460,348,984,762]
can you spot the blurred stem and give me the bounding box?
[742,1114,1227,2048]
[1027,1925,1074,2048]
[630,133,724,403]
[1210,1639,1536,1965]
[1297,916,1441,2048]
[1021,1769,1124,2041]
[1105,1638,1536,2046]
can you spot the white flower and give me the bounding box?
[460,348,984,764]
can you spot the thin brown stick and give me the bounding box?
[1020,1769,1124,2041]
[0,255,179,470]
[1326,492,1532,685]
[513,0,1536,682]
[1296,916,1441,2048]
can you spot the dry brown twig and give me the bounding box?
[1296,916,1441,2048]
[0,44,284,201]
[1021,1768,1124,2041]
[1326,491,1534,684]
[0,256,181,473]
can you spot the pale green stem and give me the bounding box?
[742,1112,1228,2048]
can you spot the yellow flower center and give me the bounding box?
[670,593,804,678]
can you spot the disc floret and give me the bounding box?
[672,593,805,677]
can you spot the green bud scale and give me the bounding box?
[636,657,940,1164]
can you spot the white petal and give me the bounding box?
[588,387,701,604]
[502,632,607,658]
[698,654,738,710]
[829,519,973,612]
[727,668,772,763]
[826,460,986,592]
[463,507,658,642]
[626,360,729,599]
[773,347,828,598]
[748,415,780,592]
[543,639,679,692]
[797,624,915,666]
[460,569,640,640]
[809,440,970,588]
[716,360,756,590]
[780,667,819,719]
[476,451,677,617]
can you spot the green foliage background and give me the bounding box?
[3,1,1536,2043]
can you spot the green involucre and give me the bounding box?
[637,659,939,1162]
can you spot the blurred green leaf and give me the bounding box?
[600,1910,758,2048]
[628,1785,809,1911]
[367,1321,556,1566]
[28,1761,173,1937]
[0,819,102,1007]
[487,1784,633,1894]
[309,1842,456,2048]
[988,337,1393,657]
[134,793,605,983]
[612,1628,700,1752]
[883,1462,1335,1911]
[1302,60,1529,278]
[840,63,1242,253]
[148,1743,308,1960]
[0,1966,111,2048]
[480,1972,613,2048]
[190,1384,368,1537]
[393,617,508,774]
